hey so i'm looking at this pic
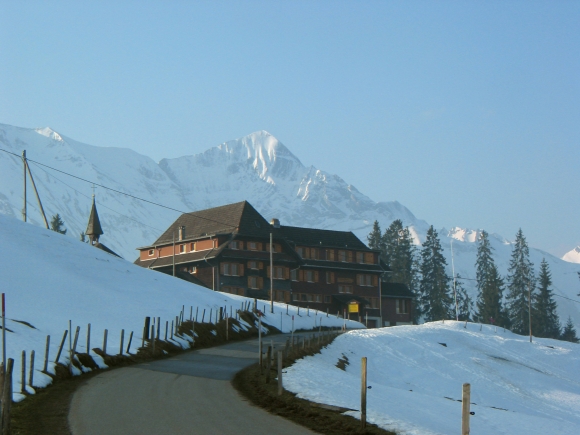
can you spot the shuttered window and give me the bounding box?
[221,263,244,276]
[326,272,335,284]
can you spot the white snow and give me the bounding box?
[284,321,580,435]
[0,213,362,401]
[563,246,580,264]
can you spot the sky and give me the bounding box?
[1,1,578,257]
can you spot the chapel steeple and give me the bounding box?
[86,195,104,246]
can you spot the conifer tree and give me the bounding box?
[50,213,67,235]
[505,229,535,335]
[367,221,385,255]
[384,220,420,322]
[419,226,453,322]
[561,317,579,343]
[455,275,474,321]
[475,231,506,326]
[532,259,561,339]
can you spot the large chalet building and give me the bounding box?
[134,201,413,328]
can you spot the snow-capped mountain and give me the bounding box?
[1,123,579,325]
[563,247,580,264]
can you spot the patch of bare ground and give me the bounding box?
[10,311,274,435]
[232,333,396,435]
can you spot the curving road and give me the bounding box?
[68,334,317,435]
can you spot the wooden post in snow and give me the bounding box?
[462,383,471,435]
[2,358,14,435]
[151,325,155,354]
[165,321,168,341]
[43,335,50,373]
[277,350,283,396]
[20,351,26,394]
[102,329,108,355]
[87,323,91,354]
[265,346,272,384]
[55,330,68,364]
[361,357,367,429]
[119,329,125,355]
[126,331,133,354]
[28,350,34,387]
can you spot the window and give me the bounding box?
[293,293,300,302]
[296,247,318,259]
[338,250,347,262]
[325,249,335,261]
[314,294,322,303]
[248,261,262,270]
[397,299,410,314]
[268,266,288,280]
[266,243,282,253]
[324,295,331,304]
[326,272,335,284]
[357,274,374,287]
[364,253,374,264]
[230,241,241,250]
[148,249,154,256]
[190,242,196,251]
[300,294,308,302]
[369,297,379,309]
[247,241,260,251]
[305,270,315,282]
[338,285,353,294]
[296,247,304,257]
[189,266,197,275]
[291,269,298,281]
[221,262,243,276]
[248,276,262,289]
[179,244,186,253]
[356,252,364,263]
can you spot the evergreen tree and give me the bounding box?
[505,229,535,335]
[50,214,67,235]
[455,275,474,321]
[383,220,420,322]
[367,221,385,255]
[532,259,561,339]
[474,231,506,326]
[561,317,579,343]
[419,226,453,322]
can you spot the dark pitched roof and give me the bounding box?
[381,282,414,298]
[86,197,103,237]
[278,225,370,250]
[151,201,274,246]
[95,242,122,258]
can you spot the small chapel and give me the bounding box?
[85,196,121,258]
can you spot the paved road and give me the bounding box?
[68,334,317,435]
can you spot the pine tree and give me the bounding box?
[561,317,579,343]
[50,214,67,235]
[367,221,385,255]
[419,226,453,322]
[475,231,506,326]
[383,220,420,322]
[505,229,535,335]
[455,275,474,321]
[532,259,561,339]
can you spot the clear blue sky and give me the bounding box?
[1,1,578,257]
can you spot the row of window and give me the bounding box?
[229,240,282,252]
[295,247,376,264]
[147,239,217,257]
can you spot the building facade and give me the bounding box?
[134,201,403,328]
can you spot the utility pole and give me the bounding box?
[22,150,27,222]
[172,232,176,277]
[270,232,274,313]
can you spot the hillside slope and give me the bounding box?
[285,321,580,435]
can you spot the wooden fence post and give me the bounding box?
[102,329,108,355]
[20,350,26,394]
[462,383,471,435]
[277,350,283,395]
[226,315,229,341]
[195,306,199,322]
[55,330,68,364]
[72,326,80,356]
[144,317,150,340]
[2,358,14,435]
[151,325,155,354]
[119,329,125,355]
[361,357,367,429]
[87,323,91,354]
[165,321,168,341]
[126,331,133,354]
[28,350,35,388]
[209,309,212,324]
[156,317,160,340]
[43,335,50,373]
[202,309,206,323]
[266,346,272,384]
[170,321,174,340]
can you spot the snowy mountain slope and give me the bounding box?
[563,246,580,264]
[285,322,580,435]
[0,122,579,327]
[0,214,360,401]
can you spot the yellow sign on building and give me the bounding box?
[348,302,359,313]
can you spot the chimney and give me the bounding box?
[270,218,280,228]
[178,226,185,241]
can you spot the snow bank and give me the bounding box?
[0,214,362,401]
[284,321,580,435]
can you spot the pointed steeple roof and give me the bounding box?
[86,195,104,239]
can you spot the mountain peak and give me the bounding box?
[562,246,580,264]
[35,127,63,142]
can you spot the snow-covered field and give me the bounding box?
[285,321,580,435]
[0,214,362,401]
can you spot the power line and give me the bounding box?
[0,147,238,230]
[553,294,580,305]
